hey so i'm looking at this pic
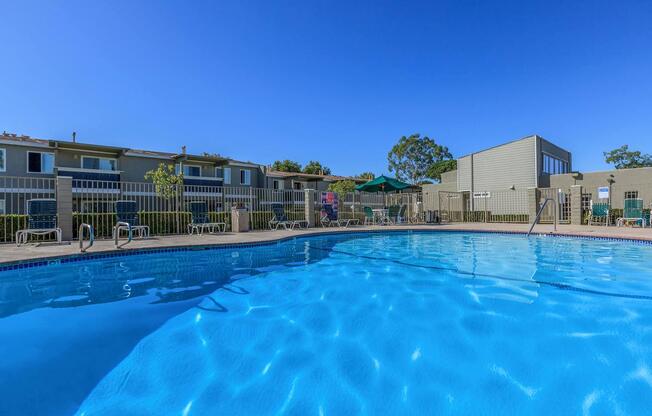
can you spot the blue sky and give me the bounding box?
[1,0,651,176]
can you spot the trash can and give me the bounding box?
[231,207,249,232]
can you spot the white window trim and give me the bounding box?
[176,163,202,177]
[26,151,55,174]
[81,155,118,171]
[0,148,5,172]
[215,166,224,179]
[240,169,251,185]
[0,199,5,214]
[224,167,232,185]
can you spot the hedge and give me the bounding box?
[71,210,310,238]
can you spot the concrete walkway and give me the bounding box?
[1,223,651,266]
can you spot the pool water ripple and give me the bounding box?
[1,232,652,415]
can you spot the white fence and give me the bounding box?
[0,176,57,243]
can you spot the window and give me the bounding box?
[625,191,639,200]
[542,154,569,175]
[0,199,5,214]
[215,167,223,178]
[27,152,54,174]
[240,169,251,185]
[176,164,201,177]
[0,148,5,172]
[293,182,303,190]
[82,156,117,171]
[581,193,592,211]
[272,179,284,190]
[224,167,231,184]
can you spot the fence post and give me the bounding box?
[570,185,583,225]
[56,176,73,241]
[305,189,316,227]
[527,187,540,224]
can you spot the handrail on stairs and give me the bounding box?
[527,198,557,236]
[79,223,94,252]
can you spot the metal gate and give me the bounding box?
[439,191,466,222]
[538,188,571,224]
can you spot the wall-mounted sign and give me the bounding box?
[598,186,609,199]
[473,191,491,198]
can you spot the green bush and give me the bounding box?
[0,215,28,243]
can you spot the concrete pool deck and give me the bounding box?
[1,223,652,265]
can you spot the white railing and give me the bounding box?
[0,176,57,243]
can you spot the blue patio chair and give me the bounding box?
[188,201,226,235]
[320,203,359,228]
[113,200,150,239]
[588,201,609,226]
[16,199,62,246]
[617,198,645,227]
[386,205,400,225]
[269,203,307,230]
[363,206,375,225]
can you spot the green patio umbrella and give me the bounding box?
[355,175,412,193]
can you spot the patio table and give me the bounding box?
[372,208,389,225]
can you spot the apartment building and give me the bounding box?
[0,132,357,213]
[265,170,366,192]
[0,132,261,183]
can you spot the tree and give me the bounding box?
[271,160,302,172]
[356,171,375,181]
[144,163,184,199]
[303,160,331,175]
[387,133,453,184]
[604,145,652,169]
[328,180,357,194]
[426,159,457,182]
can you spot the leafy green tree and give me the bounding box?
[604,145,652,169]
[356,171,375,181]
[271,160,302,172]
[387,133,453,184]
[144,163,184,199]
[328,180,357,194]
[303,160,331,175]
[426,159,457,182]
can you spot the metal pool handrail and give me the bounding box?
[527,198,557,236]
[114,221,133,248]
[78,223,94,252]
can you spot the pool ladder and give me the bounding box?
[527,198,557,236]
[114,221,133,248]
[79,223,95,252]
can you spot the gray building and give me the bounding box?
[0,132,359,214]
[456,134,571,192]
[265,170,366,192]
[550,167,652,210]
[423,135,572,213]
[0,132,270,188]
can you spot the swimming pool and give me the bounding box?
[1,231,652,415]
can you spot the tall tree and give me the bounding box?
[426,159,457,182]
[271,159,302,172]
[387,133,453,184]
[604,145,652,169]
[303,160,331,175]
[356,171,375,181]
[328,180,356,194]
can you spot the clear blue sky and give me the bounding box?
[1,0,651,176]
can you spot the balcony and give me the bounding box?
[56,167,121,182]
[183,176,223,187]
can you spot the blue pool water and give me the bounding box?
[1,232,652,415]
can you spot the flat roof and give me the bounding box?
[458,134,571,159]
